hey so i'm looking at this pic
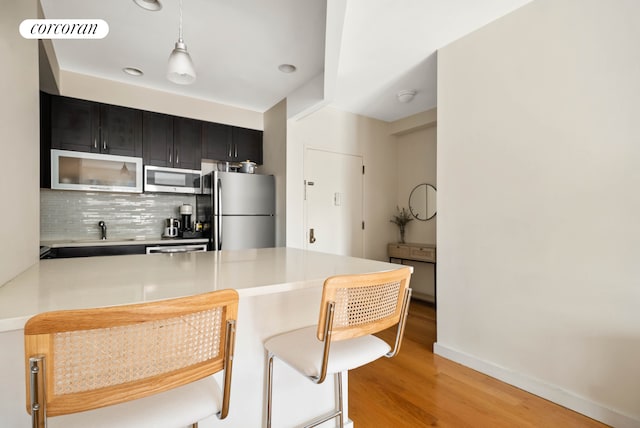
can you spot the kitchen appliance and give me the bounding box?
[179,204,193,232]
[144,165,202,194]
[197,171,275,251]
[51,149,143,193]
[146,243,207,254]
[238,160,257,174]
[163,218,180,238]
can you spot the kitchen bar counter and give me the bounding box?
[41,236,208,248]
[0,247,405,428]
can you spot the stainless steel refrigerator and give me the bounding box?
[196,172,275,251]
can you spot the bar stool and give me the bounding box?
[23,289,239,428]
[264,267,412,427]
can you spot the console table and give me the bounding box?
[388,243,437,306]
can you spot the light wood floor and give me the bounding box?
[348,301,609,428]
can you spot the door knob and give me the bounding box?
[309,228,316,244]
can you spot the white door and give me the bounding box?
[304,148,364,257]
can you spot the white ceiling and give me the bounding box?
[40,0,533,123]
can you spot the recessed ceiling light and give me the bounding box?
[123,67,144,76]
[133,0,162,11]
[278,64,297,73]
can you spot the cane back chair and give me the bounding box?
[264,267,412,428]
[24,289,238,428]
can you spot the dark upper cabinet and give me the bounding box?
[202,122,232,161]
[100,105,143,157]
[202,123,263,164]
[50,95,99,153]
[172,117,202,170]
[143,114,201,170]
[233,127,263,164]
[48,94,142,157]
[142,111,174,168]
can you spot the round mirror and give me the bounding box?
[409,183,437,221]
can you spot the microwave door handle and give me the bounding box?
[217,178,223,250]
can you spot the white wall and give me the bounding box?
[287,107,397,262]
[436,0,640,426]
[394,122,437,245]
[262,98,287,247]
[0,0,39,286]
[393,110,437,300]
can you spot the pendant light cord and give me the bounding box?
[178,0,184,43]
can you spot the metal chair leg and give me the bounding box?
[266,353,275,428]
[337,371,344,428]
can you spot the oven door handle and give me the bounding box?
[150,247,191,254]
[146,245,207,254]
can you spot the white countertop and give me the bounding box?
[0,247,403,332]
[41,237,208,248]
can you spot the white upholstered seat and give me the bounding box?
[48,376,221,428]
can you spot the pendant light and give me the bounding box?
[167,0,196,84]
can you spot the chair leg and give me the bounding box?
[336,371,344,428]
[303,372,344,428]
[266,353,275,428]
[190,424,198,428]
[267,355,344,428]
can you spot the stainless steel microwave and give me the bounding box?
[51,149,143,193]
[144,165,202,194]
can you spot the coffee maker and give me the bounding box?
[179,204,193,237]
[163,218,180,238]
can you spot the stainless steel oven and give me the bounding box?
[145,244,207,254]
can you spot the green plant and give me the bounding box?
[390,207,413,243]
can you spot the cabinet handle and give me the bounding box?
[309,228,316,244]
[103,140,107,151]
[169,150,172,164]
[234,143,237,158]
[227,142,232,158]
[175,149,179,164]
[94,138,98,149]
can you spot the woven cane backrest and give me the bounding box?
[317,267,411,341]
[24,289,238,418]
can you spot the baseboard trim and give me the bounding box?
[433,342,638,428]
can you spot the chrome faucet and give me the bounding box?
[98,221,107,240]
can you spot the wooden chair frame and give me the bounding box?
[24,289,239,428]
[266,267,412,428]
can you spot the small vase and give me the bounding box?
[399,227,406,244]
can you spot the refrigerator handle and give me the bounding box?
[217,178,223,250]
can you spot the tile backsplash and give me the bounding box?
[40,189,197,241]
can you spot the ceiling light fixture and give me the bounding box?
[123,67,144,76]
[278,64,297,73]
[133,0,162,11]
[167,0,196,85]
[397,90,417,103]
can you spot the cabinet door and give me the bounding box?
[232,127,263,164]
[50,95,100,153]
[143,112,174,167]
[173,117,202,170]
[202,122,232,161]
[100,104,142,157]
